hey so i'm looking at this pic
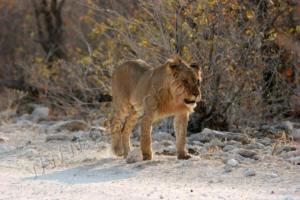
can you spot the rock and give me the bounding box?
[187,145,201,155]
[155,145,176,156]
[152,141,164,153]
[89,126,106,141]
[191,141,203,146]
[227,159,239,167]
[160,140,174,147]
[189,128,250,144]
[291,129,300,141]
[126,148,142,164]
[0,144,15,153]
[188,133,209,143]
[0,136,9,143]
[153,117,173,133]
[237,149,257,158]
[283,196,296,200]
[287,156,300,165]
[152,132,175,141]
[281,150,300,159]
[244,142,265,150]
[258,121,295,139]
[276,146,297,155]
[256,138,272,146]
[224,165,232,173]
[45,134,73,142]
[243,168,256,177]
[47,120,89,133]
[226,140,242,147]
[31,106,49,122]
[209,138,225,147]
[223,145,236,152]
[274,121,294,134]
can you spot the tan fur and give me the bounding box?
[111,56,202,160]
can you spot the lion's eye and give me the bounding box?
[183,80,189,85]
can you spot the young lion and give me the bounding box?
[111,56,201,160]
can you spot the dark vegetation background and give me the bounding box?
[0,0,299,133]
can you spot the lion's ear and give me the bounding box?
[167,55,181,70]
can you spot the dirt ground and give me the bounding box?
[0,118,299,200]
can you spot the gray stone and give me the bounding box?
[243,168,256,177]
[224,165,232,173]
[281,150,300,159]
[188,133,209,143]
[209,138,225,147]
[89,126,106,141]
[237,149,257,158]
[256,138,272,146]
[244,142,265,150]
[287,156,300,165]
[160,140,174,147]
[276,146,297,155]
[189,128,250,144]
[152,132,175,142]
[191,141,203,146]
[291,129,300,141]
[226,140,242,147]
[152,141,164,153]
[227,159,239,167]
[0,136,9,143]
[47,120,89,133]
[156,146,176,156]
[45,134,73,142]
[283,196,295,200]
[0,144,15,153]
[31,106,49,122]
[223,145,236,152]
[126,148,143,164]
[274,121,294,134]
[187,145,201,155]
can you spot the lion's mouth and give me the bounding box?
[184,99,196,105]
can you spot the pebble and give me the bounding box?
[256,138,272,146]
[152,132,175,142]
[31,107,49,122]
[126,148,142,164]
[243,168,256,177]
[227,159,239,167]
[223,145,235,152]
[0,136,9,143]
[245,142,265,150]
[224,165,232,173]
[237,149,257,158]
[0,144,15,153]
[45,134,73,142]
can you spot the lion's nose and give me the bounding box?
[192,90,199,97]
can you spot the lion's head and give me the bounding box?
[167,56,202,111]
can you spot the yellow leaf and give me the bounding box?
[246,10,254,19]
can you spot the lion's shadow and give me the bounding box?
[24,157,147,184]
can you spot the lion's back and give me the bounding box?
[112,60,152,104]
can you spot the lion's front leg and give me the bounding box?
[140,114,154,160]
[174,113,191,160]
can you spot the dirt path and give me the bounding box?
[0,120,299,200]
[1,154,300,200]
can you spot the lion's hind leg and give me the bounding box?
[121,109,138,158]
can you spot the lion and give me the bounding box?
[110,56,202,160]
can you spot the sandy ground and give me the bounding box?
[0,120,300,200]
